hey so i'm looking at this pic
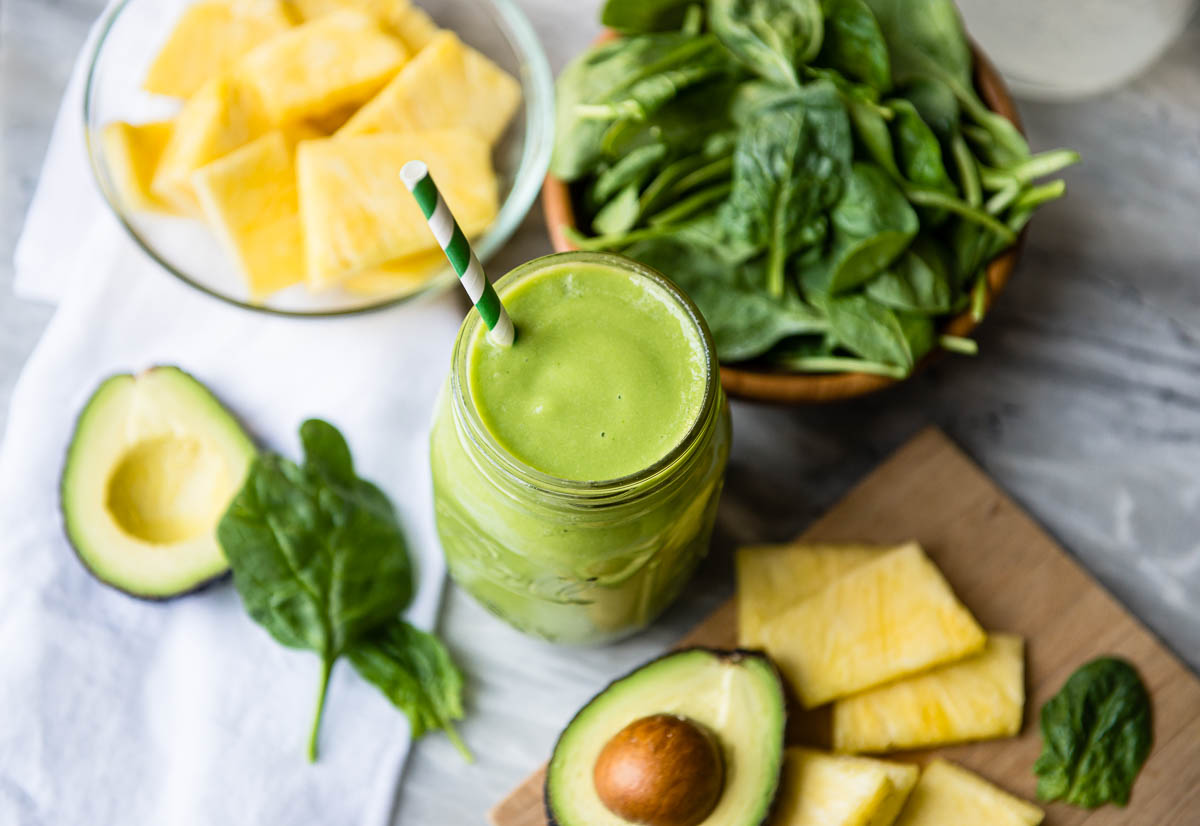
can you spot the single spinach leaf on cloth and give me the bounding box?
[865,236,953,313]
[817,0,890,91]
[709,0,824,86]
[627,237,827,361]
[349,619,469,758]
[723,78,851,297]
[799,160,917,294]
[1034,657,1153,808]
[552,33,727,180]
[813,291,914,370]
[601,0,695,32]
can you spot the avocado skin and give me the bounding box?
[544,647,788,826]
[58,366,256,601]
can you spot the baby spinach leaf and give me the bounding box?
[1034,657,1153,809]
[628,238,827,360]
[817,0,890,91]
[890,99,955,199]
[591,143,669,204]
[592,184,642,235]
[799,161,917,294]
[218,420,414,760]
[348,619,470,759]
[724,79,851,296]
[601,0,695,32]
[900,76,959,143]
[865,237,953,313]
[709,0,825,86]
[813,291,913,368]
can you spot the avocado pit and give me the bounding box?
[593,713,724,826]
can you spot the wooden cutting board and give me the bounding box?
[490,428,1200,826]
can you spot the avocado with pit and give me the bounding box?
[61,366,256,599]
[546,648,787,826]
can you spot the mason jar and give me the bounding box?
[430,252,731,644]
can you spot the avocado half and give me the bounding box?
[546,648,787,826]
[60,366,256,599]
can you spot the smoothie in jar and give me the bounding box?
[430,251,730,644]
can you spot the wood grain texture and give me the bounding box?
[491,428,1200,826]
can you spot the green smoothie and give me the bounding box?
[466,260,707,481]
[431,252,731,644]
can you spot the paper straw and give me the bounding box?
[401,160,515,347]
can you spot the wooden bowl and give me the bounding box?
[542,39,1024,404]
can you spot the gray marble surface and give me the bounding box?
[3,2,1199,824]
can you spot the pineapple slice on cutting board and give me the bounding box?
[341,249,447,297]
[833,633,1025,754]
[191,131,305,298]
[101,121,175,213]
[338,29,521,144]
[238,10,408,125]
[773,748,916,826]
[894,760,1044,826]
[737,542,891,650]
[142,0,292,98]
[151,76,271,214]
[285,0,439,52]
[297,130,498,289]
[759,542,986,708]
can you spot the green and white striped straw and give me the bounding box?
[401,160,515,347]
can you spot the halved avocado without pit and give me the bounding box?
[61,366,256,599]
[546,648,787,826]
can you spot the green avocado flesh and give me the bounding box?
[546,648,786,826]
[61,366,256,598]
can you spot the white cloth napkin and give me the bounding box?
[1,10,465,824]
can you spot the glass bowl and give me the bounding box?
[83,0,553,317]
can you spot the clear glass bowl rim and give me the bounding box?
[81,0,555,318]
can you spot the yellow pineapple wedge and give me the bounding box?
[142,0,292,98]
[338,30,520,144]
[833,634,1025,754]
[894,760,1043,826]
[191,131,305,299]
[100,121,175,213]
[342,249,447,297]
[238,10,408,125]
[297,130,497,288]
[773,748,910,826]
[285,0,439,52]
[759,542,986,708]
[151,76,270,214]
[737,542,890,650]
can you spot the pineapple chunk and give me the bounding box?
[833,634,1025,754]
[151,76,270,214]
[192,131,304,299]
[142,0,292,98]
[759,543,986,707]
[101,121,175,213]
[341,249,447,296]
[297,130,497,288]
[737,543,890,650]
[773,748,898,826]
[286,0,439,52]
[339,30,520,144]
[238,10,407,125]
[894,760,1043,826]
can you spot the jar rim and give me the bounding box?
[448,250,721,498]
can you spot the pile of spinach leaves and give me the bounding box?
[554,0,1079,377]
[218,419,468,762]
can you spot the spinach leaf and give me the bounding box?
[591,143,669,204]
[865,236,953,313]
[592,184,642,235]
[601,0,695,32]
[349,619,469,758]
[1034,657,1153,809]
[890,99,955,198]
[814,291,913,368]
[799,161,917,294]
[628,238,827,360]
[724,79,851,296]
[817,0,890,91]
[709,0,824,86]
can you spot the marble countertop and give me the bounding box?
[3,2,1198,823]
